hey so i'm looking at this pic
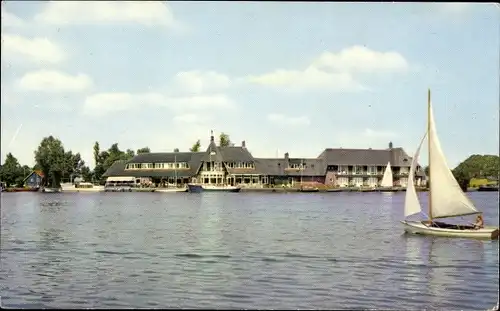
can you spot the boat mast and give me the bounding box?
[174,154,177,187]
[301,159,304,184]
[427,88,433,221]
[210,130,213,172]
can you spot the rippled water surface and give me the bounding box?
[1,191,498,309]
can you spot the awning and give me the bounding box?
[106,176,136,182]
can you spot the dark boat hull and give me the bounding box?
[477,185,499,192]
[187,184,204,193]
[376,187,402,192]
[298,188,319,193]
[187,184,241,193]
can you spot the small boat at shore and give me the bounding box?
[40,187,62,193]
[187,184,241,193]
[477,184,499,192]
[298,187,320,193]
[156,187,188,193]
[401,90,499,240]
[61,182,104,192]
[4,187,39,192]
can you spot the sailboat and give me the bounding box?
[157,155,188,193]
[377,161,395,192]
[401,89,499,240]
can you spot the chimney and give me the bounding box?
[284,152,289,161]
[210,130,214,142]
[242,140,246,148]
[388,141,393,149]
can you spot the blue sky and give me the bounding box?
[1,2,498,169]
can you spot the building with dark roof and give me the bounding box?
[102,132,426,188]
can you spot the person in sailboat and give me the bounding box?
[473,214,484,229]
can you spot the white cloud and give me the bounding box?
[362,128,398,138]
[18,70,93,93]
[173,114,211,124]
[312,46,409,74]
[438,3,471,14]
[1,87,20,107]
[82,92,233,117]
[1,34,66,64]
[247,46,409,91]
[171,71,231,94]
[35,1,176,27]
[1,8,26,28]
[168,94,233,111]
[247,66,365,91]
[82,92,165,116]
[267,113,310,126]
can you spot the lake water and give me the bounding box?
[1,191,498,309]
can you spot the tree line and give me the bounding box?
[423,154,499,191]
[0,132,233,188]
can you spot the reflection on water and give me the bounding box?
[1,191,498,309]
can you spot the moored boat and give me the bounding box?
[401,89,499,240]
[477,184,499,192]
[298,187,320,193]
[41,187,62,193]
[187,183,241,193]
[155,187,188,193]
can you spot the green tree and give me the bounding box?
[0,153,23,186]
[62,151,86,182]
[424,165,429,176]
[190,140,201,152]
[81,166,93,182]
[102,143,131,170]
[92,143,135,182]
[137,147,150,154]
[93,149,109,181]
[126,149,135,158]
[452,154,500,188]
[219,132,231,147]
[174,148,179,152]
[34,136,67,187]
[17,165,32,185]
[93,141,100,168]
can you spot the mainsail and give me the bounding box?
[404,132,427,218]
[428,101,480,219]
[380,162,393,187]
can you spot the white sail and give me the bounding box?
[404,132,427,217]
[380,162,393,187]
[428,101,480,219]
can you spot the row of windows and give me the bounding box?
[224,162,255,169]
[126,162,190,170]
[288,163,315,169]
[326,165,417,171]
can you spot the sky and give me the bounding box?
[1,1,499,170]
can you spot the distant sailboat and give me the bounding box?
[401,89,499,240]
[378,162,394,191]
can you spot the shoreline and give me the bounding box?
[3,187,489,194]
